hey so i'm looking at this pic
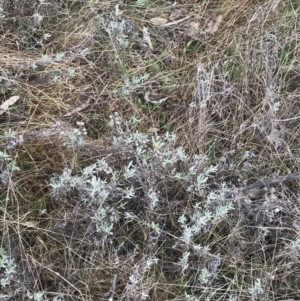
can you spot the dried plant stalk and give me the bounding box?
[195,62,211,145]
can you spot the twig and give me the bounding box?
[241,172,300,192]
[107,274,118,301]
[160,16,191,27]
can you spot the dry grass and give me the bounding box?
[1,0,300,300]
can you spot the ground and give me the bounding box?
[1,0,300,300]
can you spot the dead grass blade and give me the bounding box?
[0,96,20,115]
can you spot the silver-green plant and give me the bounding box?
[248,278,264,300]
[50,115,236,266]
[0,248,17,288]
[198,267,211,285]
[63,128,84,150]
[4,129,24,150]
[178,251,190,273]
[0,151,20,186]
[50,159,120,240]
[121,73,150,95]
[288,238,300,259]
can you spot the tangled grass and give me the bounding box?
[1,0,300,300]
